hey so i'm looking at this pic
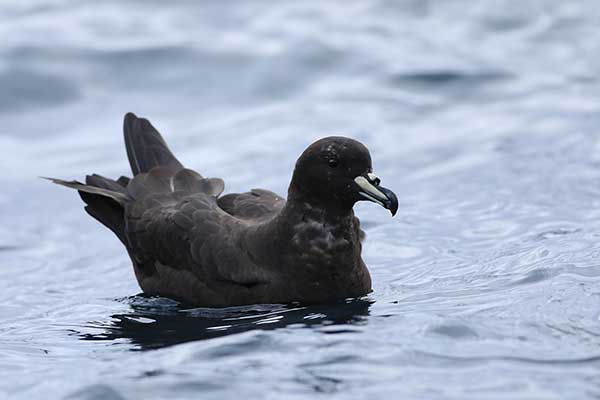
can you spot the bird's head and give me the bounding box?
[289,136,398,216]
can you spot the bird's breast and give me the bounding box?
[290,219,356,268]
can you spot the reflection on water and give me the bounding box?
[78,296,372,350]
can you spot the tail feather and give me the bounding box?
[47,112,185,246]
[45,176,129,244]
[80,191,126,243]
[123,112,183,176]
[44,177,128,204]
[86,174,127,192]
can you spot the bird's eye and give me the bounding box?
[328,158,339,168]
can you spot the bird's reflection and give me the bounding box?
[78,295,372,350]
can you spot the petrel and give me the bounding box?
[49,113,398,307]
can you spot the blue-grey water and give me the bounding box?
[2,1,600,399]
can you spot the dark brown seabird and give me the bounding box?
[48,113,398,307]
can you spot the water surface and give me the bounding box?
[2,1,600,399]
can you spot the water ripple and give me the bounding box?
[3,1,600,399]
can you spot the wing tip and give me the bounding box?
[124,112,138,124]
[124,112,155,130]
[123,112,138,135]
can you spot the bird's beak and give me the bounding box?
[354,173,398,216]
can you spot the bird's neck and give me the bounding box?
[242,191,369,301]
[283,179,354,225]
[285,185,355,225]
[243,191,360,270]
[271,193,369,297]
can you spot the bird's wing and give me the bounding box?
[123,167,271,305]
[217,189,285,220]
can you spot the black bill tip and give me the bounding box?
[379,186,398,216]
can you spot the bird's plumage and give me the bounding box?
[50,113,397,307]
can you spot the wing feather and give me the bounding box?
[218,189,284,220]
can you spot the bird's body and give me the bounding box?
[50,113,397,307]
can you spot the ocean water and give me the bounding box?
[2,1,600,398]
